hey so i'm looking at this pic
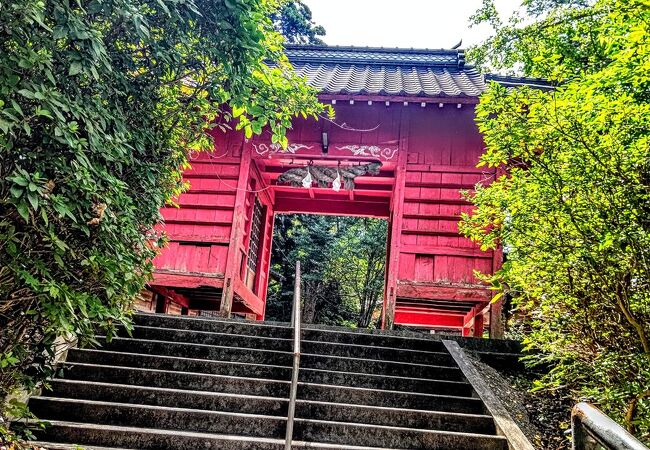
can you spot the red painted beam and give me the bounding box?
[148,285,191,308]
[396,283,491,302]
[406,164,493,174]
[399,245,493,259]
[233,277,264,316]
[274,197,390,218]
[151,272,224,289]
[394,310,464,328]
[318,94,479,105]
[272,185,392,198]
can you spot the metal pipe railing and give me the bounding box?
[572,402,648,450]
[284,261,301,450]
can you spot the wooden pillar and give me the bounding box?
[382,107,410,330]
[490,300,504,339]
[154,293,167,314]
[473,312,484,337]
[220,142,252,318]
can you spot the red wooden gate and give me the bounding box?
[146,45,508,336]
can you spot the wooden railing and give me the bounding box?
[572,402,648,450]
[284,261,301,450]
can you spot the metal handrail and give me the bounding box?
[572,402,648,450]
[285,261,301,450]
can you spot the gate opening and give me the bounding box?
[264,214,388,329]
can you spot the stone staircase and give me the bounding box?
[28,313,510,449]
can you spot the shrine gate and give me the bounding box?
[144,45,536,337]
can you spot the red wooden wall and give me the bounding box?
[149,98,502,335]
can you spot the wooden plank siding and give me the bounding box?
[149,103,502,333]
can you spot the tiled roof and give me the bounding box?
[284,46,553,98]
[285,45,485,98]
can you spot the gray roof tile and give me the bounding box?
[284,46,551,98]
[285,45,484,98]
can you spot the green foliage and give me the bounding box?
[272,1,325,44]
[463,0,650,441]
[0,0,323,433]
[266,215,386,328]
[327,218,387,328]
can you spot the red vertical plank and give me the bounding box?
[383,106,409,330]
[220,143,251,317]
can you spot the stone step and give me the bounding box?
[29,397,286,439]
[301,340,455,365]
[91,336,462,380]
[67,349,467,395]
[126,325,292,351]
[29,443,135,450]
[134,313,293,339]
[33,420,287,450]
[134,313,448,353]
[302,328,445,352]
[299,368,472,396]
[297,382,484,414]
[301,353,464,381]
[67,349,292,381]
[47,379,288,415]
[294,418,508,450]
[97,336,293,366]
[31,441,406,450]
[62,363,290,398]
[295,400,496,435]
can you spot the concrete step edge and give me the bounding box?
[295,399,493,419]
[30,396,287,421]
[301,339,450,357]
[130,324,292,343]
[302,326,444,345]
[292,442,403,450]
[69,348,292,370]
[29,442,136,450]
[135,312,291,331]
[302,352,459,370]
[300,367,470,386]
[29,419,286,444]
[49,378,289,402]
[64,362,291,385]
[295,418,507,440]
[297,381,480,402]
[95,335,293,356]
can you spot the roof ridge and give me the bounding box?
[285,45,465,68]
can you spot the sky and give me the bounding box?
[302,0,522,49]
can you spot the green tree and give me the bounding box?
[327,218,387,328]
[462,0,650,440]
[265,215,386,328]
[0,0,324,427]
[273,1,325,44]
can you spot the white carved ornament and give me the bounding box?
[253,143,313,156]
[336,145,398,161]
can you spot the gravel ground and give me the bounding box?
[469,353,574,450]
